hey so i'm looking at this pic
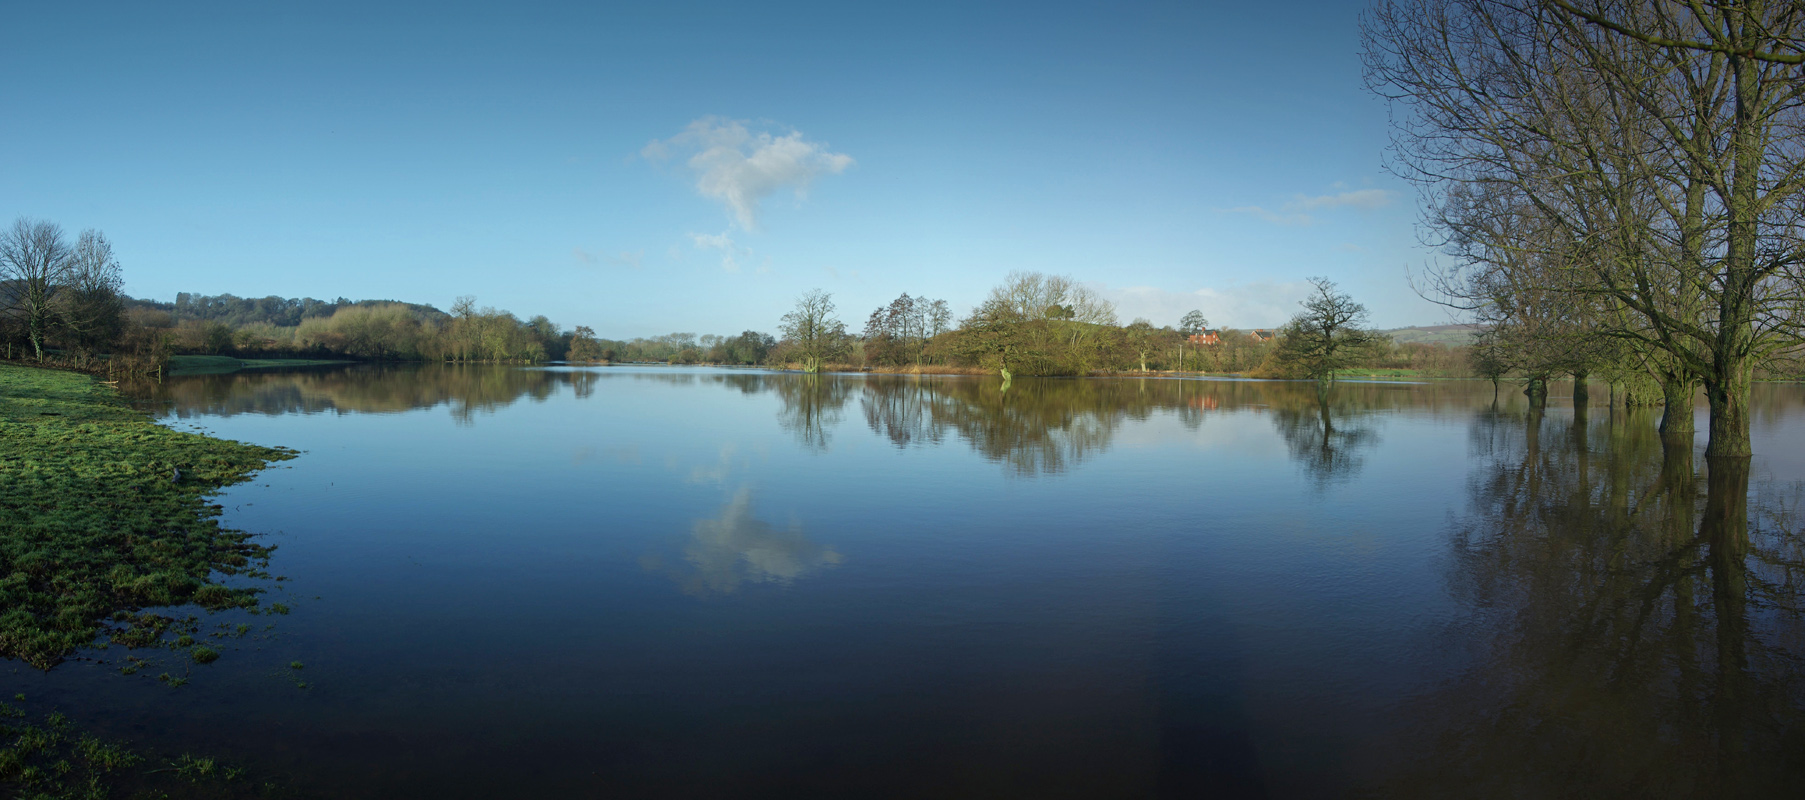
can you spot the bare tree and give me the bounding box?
[986,271,1117,326]
[0,218,87,360]
[62,229,126,352]
[1364,0,1805,457]
[780,289,848,373]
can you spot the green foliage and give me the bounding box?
[0,365,292,669]
[1273,278,1386,383]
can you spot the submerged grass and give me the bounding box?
[0,364,294,669]
[0,699,288,798]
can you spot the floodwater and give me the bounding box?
[15,365,1805,798]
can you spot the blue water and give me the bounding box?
[11,365,1803,798]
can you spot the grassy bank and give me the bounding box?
[166,355,352,377]
[0,365,293,669]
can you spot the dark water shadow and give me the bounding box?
[1364,407,1805,798]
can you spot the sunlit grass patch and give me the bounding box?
[0,365,294,669]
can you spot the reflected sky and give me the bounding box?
[642,488,843,596]
[36,365,1803,798]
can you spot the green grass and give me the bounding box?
[166,355,351,376]
[0,364,294,669]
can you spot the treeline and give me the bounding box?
[0,217,603,373]
[595,331,776,365]
[4,215,1468,381]
[0,218,149,374]
[152,297,573,363]
[765,272,1457,379]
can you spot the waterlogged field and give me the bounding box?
[10,365,1805,798]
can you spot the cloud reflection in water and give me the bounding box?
[643,488,842,596]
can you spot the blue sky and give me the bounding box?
[2,0,1451,338]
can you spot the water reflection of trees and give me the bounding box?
[857,376,1392,478]
[140,367,1508,482]
[640,488,842,596]
[126,364,584,425]
[1374,408,1805,797]
[1270,392,1381,487]
[773,374,855,452]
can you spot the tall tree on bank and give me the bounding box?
[864,293,952,367]
[0,219,126,360]
[0,219,72,360]
[780,289,848,373]
[61,229,126,353]
[1274,278,1384,389]
[1364,0,1805,457]
[1180,310,1207,337]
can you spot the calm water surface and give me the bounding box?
[15,365,1805,798]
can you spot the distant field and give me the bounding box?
[167,355,352,376]
[1382,324,1481,346]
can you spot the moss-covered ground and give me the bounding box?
[0,364,294,670]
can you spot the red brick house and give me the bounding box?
[1188,330,1221,345]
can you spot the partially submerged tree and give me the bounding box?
[1274,278,1385,388]
[1364,0,1805,457]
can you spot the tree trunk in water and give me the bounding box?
[1571,371,1588,406]
[1660,375,1696,440]
[1705,47,1758,461]
[1704,362,1752,459]
[1524,376,1547,408]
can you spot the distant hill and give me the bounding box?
[1381,324,1482,346]
[125,293,450,329]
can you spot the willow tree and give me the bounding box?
[1365,0,1805,458]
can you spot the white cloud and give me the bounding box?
[572,247,643,269]
[645,117,854,230]
[1217,206,1314,226]
[1098,280,1317,329]
[1289,189,1393,211]
[690,230,746,272]
[1216,188,1395,226]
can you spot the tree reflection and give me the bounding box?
[1267,384,1381,487]
[128,363,578,425]
[641,488,842,596]
[856,376,1396,478]
[773,374,855,451]
[1373,408,1805,797]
